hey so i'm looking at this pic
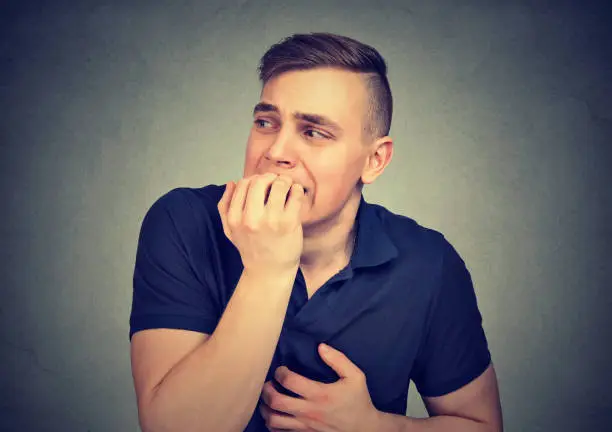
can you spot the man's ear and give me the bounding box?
[361,137,393,185]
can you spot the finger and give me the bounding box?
[318,343,364,379]
[226,177,251,228]
[244,173,278,221]
[261,380,310,417]
[259,402,308,431]
[284,183,305,219]
[217,181,235,216]
[217,181,236,237]
[275,366,322,400]
[266,175,294,213]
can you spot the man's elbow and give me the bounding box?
[136,393,185,432]
[137,398,247,432]
[136,395,168,432]
[475,417,503,432]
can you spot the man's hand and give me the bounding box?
[259,343,380,432]
[218,173,306,274]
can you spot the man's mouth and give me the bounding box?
[264,185,308,203]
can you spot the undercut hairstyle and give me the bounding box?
[257,32,393,140]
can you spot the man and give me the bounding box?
[129,32,503,432]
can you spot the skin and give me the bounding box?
[260,343,379,431]
[243,67,393,274]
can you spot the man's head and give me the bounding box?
[243,33,394,228]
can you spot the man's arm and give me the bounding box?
[131,268,296,432]
[130,174,306,432]
[372,363,503,431]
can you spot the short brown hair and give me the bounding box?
[257,32,393,140]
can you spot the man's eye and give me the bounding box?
[304,129,329,139]
[254,119,272,128]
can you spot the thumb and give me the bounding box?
[318,343,363,379]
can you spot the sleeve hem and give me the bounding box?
[129,314,218,341]
[416,353,492,398]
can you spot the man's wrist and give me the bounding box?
[365,408,405,432]
[242,265,298,284]
[364,407,395,432]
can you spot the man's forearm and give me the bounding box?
[143,268,296,432]
[373,411,495,432]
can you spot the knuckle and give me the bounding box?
[277,216,293,230]
[222,226,231,240]
[275,373,286,387]
[261,396,271,409]
[269,394,284,411]
[265,214,279,229]
[227,214,240,228]
[267,414,280,427]
[268,392,279,407]
[304,407,324,422]
[270,176,287,187]
[243,218,259,232]
[258,173,276,185]
[262,384,274,402]
[279,177,293,188]
[271,222,284,234]
[279,375,293,390]
[315,389,330,404]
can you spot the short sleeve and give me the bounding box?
[411,240,491,397]
[129,189,221,340]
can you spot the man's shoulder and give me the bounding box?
[147,183,225,220]
[368,201,449,254]
[141,183,226,239]
[153,183,226,211]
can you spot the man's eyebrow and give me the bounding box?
[294,112,342,131]
[252,102,343,132]
[253,102,279,115]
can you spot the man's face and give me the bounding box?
[243,67,373,226]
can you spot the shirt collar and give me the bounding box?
[349,194,399,271]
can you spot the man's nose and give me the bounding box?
[265,132,297,168]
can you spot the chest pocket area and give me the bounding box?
[326,315,421,413]
[274,324,410,410]
[274,326,339,390]
[274,304,422,413]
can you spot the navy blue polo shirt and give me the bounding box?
[129,184,491,430]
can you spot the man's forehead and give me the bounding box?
[259,68,367,122]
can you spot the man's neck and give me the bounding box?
[299,192,361,272]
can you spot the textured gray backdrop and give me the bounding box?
[2,1,611,431]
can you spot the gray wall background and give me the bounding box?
[2,1,611,431]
